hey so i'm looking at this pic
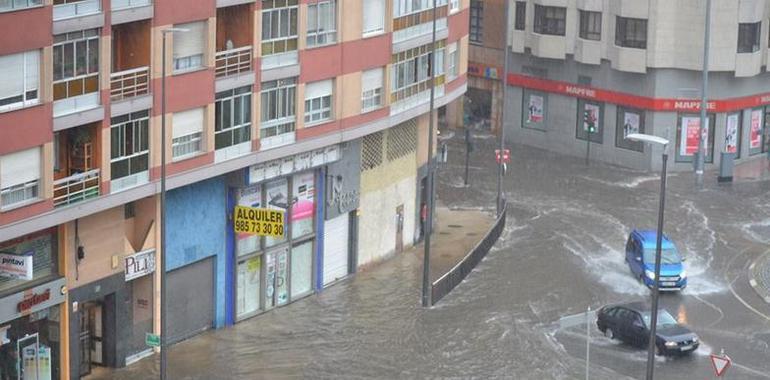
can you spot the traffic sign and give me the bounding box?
[495,149,511,164]
[146,333,160,348]
[710,352,731,377]
[234,206,285,238]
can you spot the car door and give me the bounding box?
[630,238,643,277]
[628,312,647,347]
[614,308,632,343]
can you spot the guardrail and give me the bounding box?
[53,169,100,207]
[431,202,507,305]
[215,46,252,78]
[111,0,150,10]
[110,66,150,101]
[53,0,101,20]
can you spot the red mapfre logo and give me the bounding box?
[17,289,51,313]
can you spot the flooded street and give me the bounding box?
[104,129,770,379]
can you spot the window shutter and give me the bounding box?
[172,108,204,138]
[363,0,384,34]
[1,147,41,188]
[25,51,40,93]
[0,52,24,100]
[305,80,332,100]
[173,21,206,59]
[361,68,383,92]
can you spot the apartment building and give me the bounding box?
[0,1,469,378]
[485,0,770,170]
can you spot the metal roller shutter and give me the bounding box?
[323,213,349,287]
[167,257,214,344]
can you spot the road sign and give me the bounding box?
[710,352,731,377]
[146,333,160,348]
[495,149,511,164]
[234,206,285,238]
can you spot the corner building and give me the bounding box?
[493,0,770,170]
[0,0,469,378]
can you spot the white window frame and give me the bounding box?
[306,0,336,47]
[260,78,297,138]
[0,50,40,112]
[447,43,458,80]
[0,0,43,13]
[173,21,206,73]
[172,107,205,160]
[53,29,100,99]
[449,0,459,13]
[361,67,383,112]
[304,79,333,125]
[261,1,299,56]
[0,147,41,210]
[215,86,252,150]
[110,110,149,181]
[362,0,385,37]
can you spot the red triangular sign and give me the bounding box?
[710,354,731,377]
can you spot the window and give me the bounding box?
[675,114,715,163]
[362,0,385,36]
[361,67,383,112]
[0,50,40,112]
[469,0,483,43]
[1,147,41,208]
[579,10,602,41]
[615,107,645,152]
[172,108,204,159]
[724,112,742,159]
[307,0,336,47]
[304,79,333,125]
[450,0,459,13]
[534,5,566,36]
[110,110,149,180]
[53,29,99,101]
[261,0,298,56]
[522,90,547,131]
[738,22,761,53]
[447,43,458,79]
[173,21,206,72]
[393,0,446,17]
[260,78,297,138]
[215,86,252,150]
[0,0,42,12]
[390,41,446,104]
[514,1,526,31]
[615,17,647,49]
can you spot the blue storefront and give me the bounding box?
[165,176,230,341]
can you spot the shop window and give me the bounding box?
[290,172,315,239]
[724,112,742,159]
[534,5,566,36]
[264,178,289,248]
[289,241,313,299]
[522,90,547,131]
[615,107,645,152]
[675,114,715,163]
[579,10,602,41]
[0,305,61,380]
[0,229,57,294]
[236,256,261,319]
[748,108,764,156]
[737,22,761,53]
[576,99,604,144]
[615,17,647,49]
[236,185,262,257]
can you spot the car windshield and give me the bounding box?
[641,310,678,327]
[643,248,680,264]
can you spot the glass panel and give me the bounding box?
[236,256,261,318]
[275,248,289,306]
[290,241,313,298]
[236,185,262,256]
[264,179,288,247]
[291,172,315,239]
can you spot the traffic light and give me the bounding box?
[584,110,596,134]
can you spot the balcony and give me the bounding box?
[111,66,150,101]
[215,46,252,78]
[111,0,150,10]
[53,169,100,207]
[53,0,101,20]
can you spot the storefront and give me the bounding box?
[0,229,62,380]
[233,145,340,321]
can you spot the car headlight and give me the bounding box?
[680,270,687,278]
[691,336,698,343]
[664,341,678,348]
[645,270,656,280]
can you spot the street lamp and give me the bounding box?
[626,133,669,380]
[159,27,187,380]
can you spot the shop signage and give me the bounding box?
[325,141,361,220]
[0,252,33,280]
[249,145,340,185]
[507,73,770,113]
[234,206,285,238]
[146,333,160,348]
[327,176,359,215]
[124,249,156,282]
[468,62,502,79]
[0,278,66,324]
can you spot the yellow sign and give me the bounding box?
[234,206,285,237]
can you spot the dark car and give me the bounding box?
[596,302,699,356]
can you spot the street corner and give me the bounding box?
[749,250,770,304]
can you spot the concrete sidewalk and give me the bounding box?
[749,250,770,304]
[733,156,770,182]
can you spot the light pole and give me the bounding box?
[160,27,187,380]
[497,0,511,217]
[695,0,712,184]
[627,133,669,380]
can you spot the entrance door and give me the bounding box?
[17,333,39,380]
[323,213,349,286]
[264,247,290,310]
[395,205,404,254]
[78,302,103,376]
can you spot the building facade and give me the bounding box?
[491,0,770,170]
[0,0,469,378]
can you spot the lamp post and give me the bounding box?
[160,27,187,380]
[695,0,712,184]
[497,0,510,217]
[627,133,669,380]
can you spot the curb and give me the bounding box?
[748,249,770,304]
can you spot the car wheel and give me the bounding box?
[604,327,615,340]
[655,345,665,356]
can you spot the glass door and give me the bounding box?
[17,333,39,380]
[263,247,290,310]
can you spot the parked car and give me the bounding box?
[596,302,699,356]
[625,230,687,291]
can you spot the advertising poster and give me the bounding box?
[680,117,709,156]
[583,103,600,132]
[527,95,544,123]
[290,172,315,239]
[265,179,289,247]
[750,109,762,149]
[725,114,739,154]
[623,112,640,139]
[236,185,262,256]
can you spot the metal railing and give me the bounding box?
[431,202,507,305]
[53,0,101,20]
[110,66,150,101]
[53,169,100,207]
[215,46,253,78]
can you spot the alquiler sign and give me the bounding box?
[234,206,285,238]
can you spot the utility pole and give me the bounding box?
[497,0,511,217]
[695,0,712,185]
[421,0,439,307]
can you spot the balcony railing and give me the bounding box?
[53,0,101,20]
[215,46,253,78]
[110,66,150,101]
[111,0,150,10]
[53,169,100,207]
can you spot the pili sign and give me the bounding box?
[234,206,285,237]
[0,252,33,280]
[125,250,156,282]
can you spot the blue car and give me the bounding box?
[625,230,687,291]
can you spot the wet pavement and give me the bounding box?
[97,126,769,380]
